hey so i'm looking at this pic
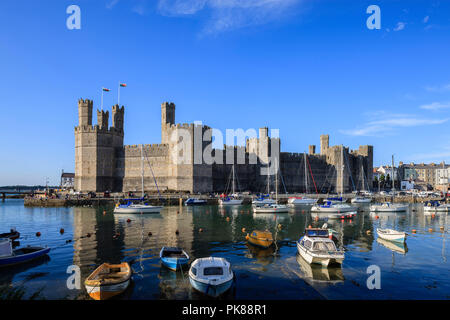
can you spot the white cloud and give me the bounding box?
[157,0,302,34]
[420,102,450,111]
[106,0,120,9]
[425,83,450,92]
[393,22,406,31]
[340,112,449,137]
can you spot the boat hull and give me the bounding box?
[0,247,50,267]
[161,257,189,271]
[288,198,317,205]
[219,199,243,206]
[296,242,343,266]
[189,277,233,298]
[85,279,130,300]
[351,198,372,203]
[377,229,406,242]
[311,205,356,214]
[370,205,408,212]
[423,206,450,212]
[247,235,273,249]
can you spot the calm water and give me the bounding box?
[0,199,449,300]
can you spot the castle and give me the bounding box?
[75,99,373,194]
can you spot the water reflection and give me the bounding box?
[296,254,344,284]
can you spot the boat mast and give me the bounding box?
[141,144,144,199]
[341,146,344,197]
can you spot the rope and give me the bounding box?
[306,155,318,194]
[142,148,163,202]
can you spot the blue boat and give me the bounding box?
[188,257,234,298]
[0,239,50,268]
[160,247,189,271]
[184,198,207,206]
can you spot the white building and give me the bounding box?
[376,166,399,180]
[435,166,450,185]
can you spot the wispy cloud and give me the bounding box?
[157,0,303,34]
[411,145,450,162]
[393,22,406,31]
[425,83,450,92]
[419,102,450,111]
[106,0,120,9]
[340,112,448,137]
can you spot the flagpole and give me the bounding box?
[101,88,104,110]
[118,82,120,106]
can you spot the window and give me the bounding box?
[304,240,312,249]
[191,267,197,276]
[203,267,224,276]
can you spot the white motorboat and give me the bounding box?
[114,144,163,214]
[351,196,372,203]
[288,197,317,206]
[252,196,276,206]
[253,203,289,213]
[297,228,345,266]
[376,228,407,243]
[370,203,408,212]
[423,201,450,213]
[219,164,243,206]
[189,257,234,298]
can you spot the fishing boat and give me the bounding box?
[0,238,50,267]
[370,203,408,212]
[246,230,274,248]
[297,228,344,266]
[423,201,450,213]
[219,165,243,206]
[376,228,407,243]
[189,257,234,298]
[351,196,372,203]
[160,247,190,271]
[114,145,163,214]
[184,198,207,206]
[84,262,132,300]
[0,228,20,240]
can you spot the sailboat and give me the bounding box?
[351,162,372,203]
[311,146,357,215]
[253,158,289,213]
[219,164,243,206]
[252,162,276,206]
[288,152,318,206]
[114,145,163,214]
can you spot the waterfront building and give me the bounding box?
[60,170,75,189]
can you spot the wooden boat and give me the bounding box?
[376,228,407,243]
[84,262,132,300]
[296,228,344,266]
[0,228,20,240]
[189,257,234,298]
[160,247,190,271]
[246,230,274,248]
[0,238,50,267]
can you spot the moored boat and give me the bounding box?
[184,198,207,206]
[219,197,243,206]
[252,195,276,206]
[370,203,408,212]
[311,201,357,214]
[0,228,20,240]
[114,199,163,214]
[189,257,234,298]
[84,262,132,300]
[423,201,450,213]
[253,203,289,213]
[160,247,190,271]
[376,228,407,243]
[246,230,274,248]
[0,238,50,268]
[296,228,344,266]
[288,197,317,205]
[351,197,372,203]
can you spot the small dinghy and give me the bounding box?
[246,230,274,248]
[84,262,132,300]
[0,228,20,240]
[376,228,407,243]
[189,257,234,298]
[0,238,50,267]
[160,247,190,271]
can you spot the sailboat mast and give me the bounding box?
[341,146,344,196]
[141,144,144,198]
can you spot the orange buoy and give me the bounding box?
[431,214,436,218]
[375,215,379,219]
[366,230,371,235]
[60,228,64,234]
[428,228,433,232]
[440,226,444,230]
[412,229,417,233]
[103,210,106,214]
[329,234,333,239]
[308,225,312,228]
[242,227,246,233]
[36,232,41,237]
[226,217,230,222]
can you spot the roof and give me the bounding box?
[61,173,75,178]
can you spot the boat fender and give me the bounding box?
[440,226,444,230]
[278,224,282,229]
[103,210,107,214]
[314,216,319,221]
[431,214,435,218]
[36,232,41,237]
[308,225,312,228]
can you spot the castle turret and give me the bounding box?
[320,134,329,155]
[112,105,124,131]
[78,99,93,126]
[97,109,109,129]
[161,102,175,144]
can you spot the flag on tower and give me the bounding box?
[102,88,110,92]
[120,83,127,87]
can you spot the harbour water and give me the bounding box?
[0,199,449,300]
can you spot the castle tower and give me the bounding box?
[97,110,109,129]
[161,102,175,144]
[112,105,124,131]
[320,134,329,155]
[78,99,93,126]
[309,145,316,155]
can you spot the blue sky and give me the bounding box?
[0,0,449,185]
